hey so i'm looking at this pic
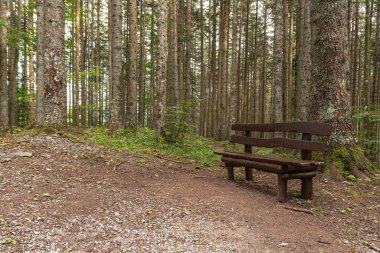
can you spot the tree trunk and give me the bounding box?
[184,0,192,121]
[282,0,289,122]
[363,0,372,107]
[260,4,268,124]
[210,0,218,136]
[373,0,380,106]
[36,0,44,123]
[0,0,8,129]
[95,0,101,125]
[138,0,147,126]
[40,0,67,126]
[199,0,206,135]
[155,0,168,134]
[149,0,155,127]
[229,0,239,129]
[217,0,230,140]
[242,0,249,123]
[8,0,21,127]
[273,0,283,124]
[109,0,124,129]
[73,0,80,126]
[80,0,87,126]
[126,0,138,126]
[295,0,311,121]
[166,0,179,108]
[28,0,36,126]
[310,0,376,178]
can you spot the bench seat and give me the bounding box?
[214,151,323,167]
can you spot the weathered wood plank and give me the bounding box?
[214,151,323,166]
[229,135,328,151]
[231,122,332,136]
[281,172,317,179]
[221,157,282,174]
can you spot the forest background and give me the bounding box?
[0,0,379,170]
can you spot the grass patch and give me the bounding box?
[83,127,223,167]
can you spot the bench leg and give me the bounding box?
[277,175,288,202]
[301,178,313,200]
[245,167,253,181]
[227,164,234,180]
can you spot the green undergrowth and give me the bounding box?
[83,127,224,168]
[4,126,322,170]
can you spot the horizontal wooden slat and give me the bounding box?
[230,135,328,151]
[281,172,317,179]
[214,151,322,166]
[221,157,282,174]
[231,122,332,136]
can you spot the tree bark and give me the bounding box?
[36,0,44,124]
[80,0,87,126]
[296,0,311,122]
[138,0,147,126]
[310,0,375,177]
[155,0,168,134]
[166,0,179,108]
[8,0,21,127]
[126,0,138,126]
[273,0,283,124]
[149,0,155,127]
[229,0,239,129]
[73,0,80,125]
[0,0,8,129]
[40,0,67,126]
[109,0,124,129]
[217,0,230,140]
[28,0,36,125]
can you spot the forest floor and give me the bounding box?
[0,131,379,253]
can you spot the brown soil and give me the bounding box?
[0,134,379,253]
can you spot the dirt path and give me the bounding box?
[0,134,379,253]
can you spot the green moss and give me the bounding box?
[324,145,378,178]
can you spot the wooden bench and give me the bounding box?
[214,122,332,202]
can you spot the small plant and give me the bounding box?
[0,238,17,245]
[346,174,356,181]
[313,205,326,216]
[344,189,361,199]
[345,219,354,225]
[340,207,353,214]
[163,103,194,144]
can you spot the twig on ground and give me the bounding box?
[154,155,194,165]
[317,240,331,245]
[283,206,314,215]
[193,176,207,179]
[363,241,380,252]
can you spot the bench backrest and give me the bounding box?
[230,122,332,160]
